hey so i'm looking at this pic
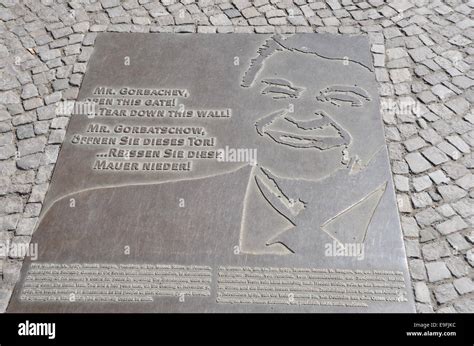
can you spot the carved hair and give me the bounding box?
[241,35,286,88]
[241,34,371,87]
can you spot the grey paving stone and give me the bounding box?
[0,288,13,313]
[416,302,434,313]
[447,135,470,154]
[20,84,38,100]
[48,130,66,144]
[412,176,432,192]
[447,233,471,252]
[405,152,432,173]
[452,76,474,89]
[445,98,470,115]
[288,15,309,26]
[431,84,455,101]
[424,72,449,86]
[2,260,22,286]
[436,215,468,235]
[232,0,252,10]
[16,125,35,140]
[394,175,409,192]
[404,137,426,152]
[455,174,473,190]
[420,228,437,243]
[454,299,474,313]
[420,128,443,145]
[422,146,450,165]
[28,183,49,203]
[224,9,241,19]
[386,47,407,61]
[435,204,456,218]
[36,105,56,121]
[398,124,418,139]
[437,185,468,202]
[24,203,42,218]
[401,216,420,237]
[426,262,452,283]
[411,192,433,209]
[417,90,437,104]
[17,137,47,157]
[414,281,431,303]
[389,68,411,83]
[391,160,408,175]
[406,239,422,258]
[451,199,474,218]
[409,259,427,281]
[101,0,121,9]
[422,241,451,261]
[0,214,20,232]
[16,153,44,170]
[434,283,458,304]
[397,193,412,213]
[408,46,435,63]
[437,141,461,160]
[449,35,471,47]
[453,278,474,295]
[22,98,43,111]
[0,141,15,160]
[51,27,73,39]
[446,256,470,278]
[415,208,443,227]
[15,218,37,236]
[385,126,401,141]
[466,250,474,267]
[0,196,23,215]
[436,305,457,313]
[442,162,470,180]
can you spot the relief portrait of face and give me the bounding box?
[240,35,381,181]
[236,35,385,255]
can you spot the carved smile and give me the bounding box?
[255,109,350,150]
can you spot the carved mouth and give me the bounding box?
[255,109,350,150]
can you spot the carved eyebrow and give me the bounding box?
[262,86,299,99]
[321,85,371,100]
[261,79,303,98]
[317,85,372,107]
[262,78,294,88]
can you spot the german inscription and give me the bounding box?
[9,34,415,313]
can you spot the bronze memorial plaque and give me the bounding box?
[9,33,415,313]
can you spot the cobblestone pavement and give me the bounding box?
[0,0,473,313]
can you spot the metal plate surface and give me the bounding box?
[9,33,415,313]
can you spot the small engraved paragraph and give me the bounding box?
[21,263,212,303]
[217,266,408,308]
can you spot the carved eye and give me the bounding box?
[261,79,303,99]
[316,85,371,107]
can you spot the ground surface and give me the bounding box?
[0,0,473,313]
